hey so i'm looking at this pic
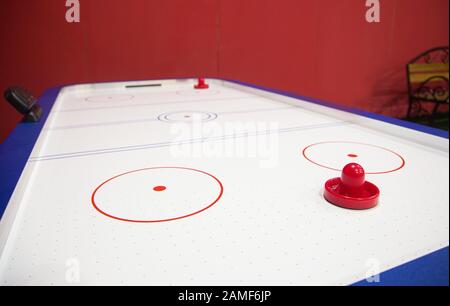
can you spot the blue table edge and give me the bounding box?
[0,78,448,286]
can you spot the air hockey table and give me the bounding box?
[0,78,448,286]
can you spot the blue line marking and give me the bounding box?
[50,106,294,131]
[49,118,159,131]
[223,79,449,139]
[30,121,352,162]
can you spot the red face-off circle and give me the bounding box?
[91,167,224,223]
[302,141,406,175]
[85,94,134,103]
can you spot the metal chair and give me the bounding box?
[406,47,449,125]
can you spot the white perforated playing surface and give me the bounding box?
[0,79,448,285]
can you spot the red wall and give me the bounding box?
[219,0,449,117]
[0,0,219,142]
[1,0,448,143]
